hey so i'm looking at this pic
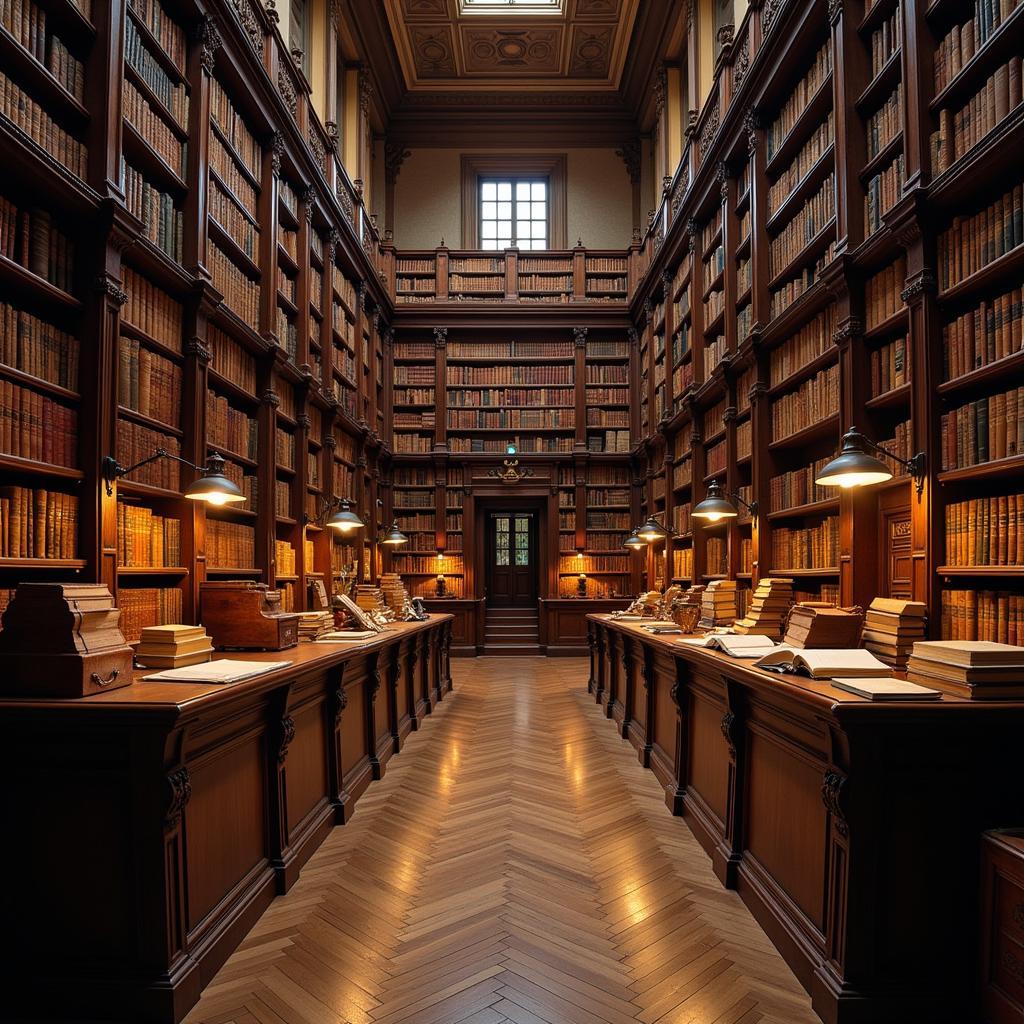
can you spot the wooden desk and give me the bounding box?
[0,616,453,1024]
[587,615,1024,1024]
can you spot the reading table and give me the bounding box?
[0,615,453,1024]
[587,614,1024,1024]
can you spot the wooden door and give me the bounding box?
[486,512,537,606]
[879,490,912,599]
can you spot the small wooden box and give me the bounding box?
[200,581,301,651]
[981,830,1024,1023]
[0,583,134,698]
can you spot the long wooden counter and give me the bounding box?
[588,614,1024,1024]
[0,615,453,1024]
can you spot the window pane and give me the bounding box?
[516,221,530,240]
[532,182,546,200]
[482,182,496,201]
[530,202,546,219]
[497,220,511,236]
[497,182,512,200]
[481,201,496,219]
[516,182,531,200]
[532,233,546,248]
[481,221,497,238]
[497,202,512,219]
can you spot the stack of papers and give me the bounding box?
[143,660,292,683]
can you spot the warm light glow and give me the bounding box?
[330,520,359,533]
[691,508,735,522]
[184,486,246,505]
[817,469,893,488]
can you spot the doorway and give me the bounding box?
[485,511,538,607]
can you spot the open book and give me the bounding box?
[143,660,292,683]
[678,634,779,658]
[753,648,891,679]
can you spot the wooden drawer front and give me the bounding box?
[341,668,369,775]
[688,686,728,825]
[186,733,268,930]
[285,701,329,840]
[652,652,677,762]
[745,729,826,932]
[992,869,1024,1013]
[983,834,1024,1023]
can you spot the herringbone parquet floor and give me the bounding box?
[184,657,820,1024]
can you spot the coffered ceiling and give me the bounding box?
[382,0,640,91]
[344,0,681,145]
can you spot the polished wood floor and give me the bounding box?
[185,658,819,1024]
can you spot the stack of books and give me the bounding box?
[297,611,333,642]
[379,573,411,613]
[134,624,214,669]
[862,598,927,669]
[907,641,1024,700]
[699,580,737,630]
[355,584,387,613]
[734,578,793,639]
[783,603,865,649]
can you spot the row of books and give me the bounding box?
[393,388,435,406]
[867,4,901,78]
[871,336,910,396]
[394,434,431,453]
[586,276,627,292]
[122,267,182,351]
[209,178,257,259]
[586,409,629,428]
[769,308,835,386]
[275,426,294,470]
[945,493,1024,567]
[393,366,434,387]
[118,336,182,428]
[771,364,839,442]
[206,520,254,568]
[449,436,574,453]
[1,380,76,467]
[395,259,433,274]
[274,539,295,576]
[449,275,502,292]
[209,242,260,323]
[770,457,832,511]
[879,420,912,471]
[519,274,570,291]
[770,175,831,276]
[125,17,187,128]
[933,0,1023,94]
[585,510,629,530]
[0,302,78,390]
[673,546,694,580]
[449,366,576,391]
[208,326,256,392]
[2,0,84,100]
[123,79,186,176]
[769,240,836,320]
[396,278,434,295]
[210,79,259,180]
[207,392,257,460]
[941,589,1023,645]
[393,412,434,430]
[393,490,433,508]
[0,199,74,293]
[943,285,1022,381]
[122,162,183,262]
[767,114,834,217]
[558,553,628,573]
[932,58,1022,175]
[0,71,87,179]
[392,555,463,574]
[127,0,186,72]
[865,257,906,329]
[209,133,258,222]
[736,419,752,460]
[116,502,180,567]
[771,516,839,570]
[447,409,574,429]
[116,420,179,489]
[392,342,434,360]
[0,485,76,558]
[865,155,905,236]
[766,42,833,160]
[448,341,574,359]
[938,182,1023,291]
[940,386,1024,470]
[587,365,629,385]
[866,83,902,161]
[118,586,183,643]
[588,430,631,453]
[447,387,574,408]
[449,258,503,273]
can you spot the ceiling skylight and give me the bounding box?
[460,0,563,14]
